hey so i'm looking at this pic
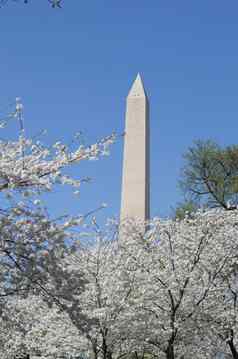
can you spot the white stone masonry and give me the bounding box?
[120,74,150,221]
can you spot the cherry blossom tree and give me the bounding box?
[119,211,238,359]
[1,208,238,359]
[0,224,136,359]
[0,295,87,359]
[1,219,148,359]
[197,266,238,358]
[55,224,138,359]
[0,98,116,300]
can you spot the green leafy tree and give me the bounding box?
[179,140,238,210]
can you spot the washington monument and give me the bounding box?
[120,74,150,221]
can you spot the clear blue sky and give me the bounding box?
[1,1,238,220]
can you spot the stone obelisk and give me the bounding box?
[120,74,150,221]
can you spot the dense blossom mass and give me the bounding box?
[1,210,238,358]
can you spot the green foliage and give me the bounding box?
[180,140,238,210]
[173,200,198,220]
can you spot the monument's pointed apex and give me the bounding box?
[127,73,147,98]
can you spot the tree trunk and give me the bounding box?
[165,345,175,359]
[102,336,110,359]
[92,343,98,359]
[227,339,238,359]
